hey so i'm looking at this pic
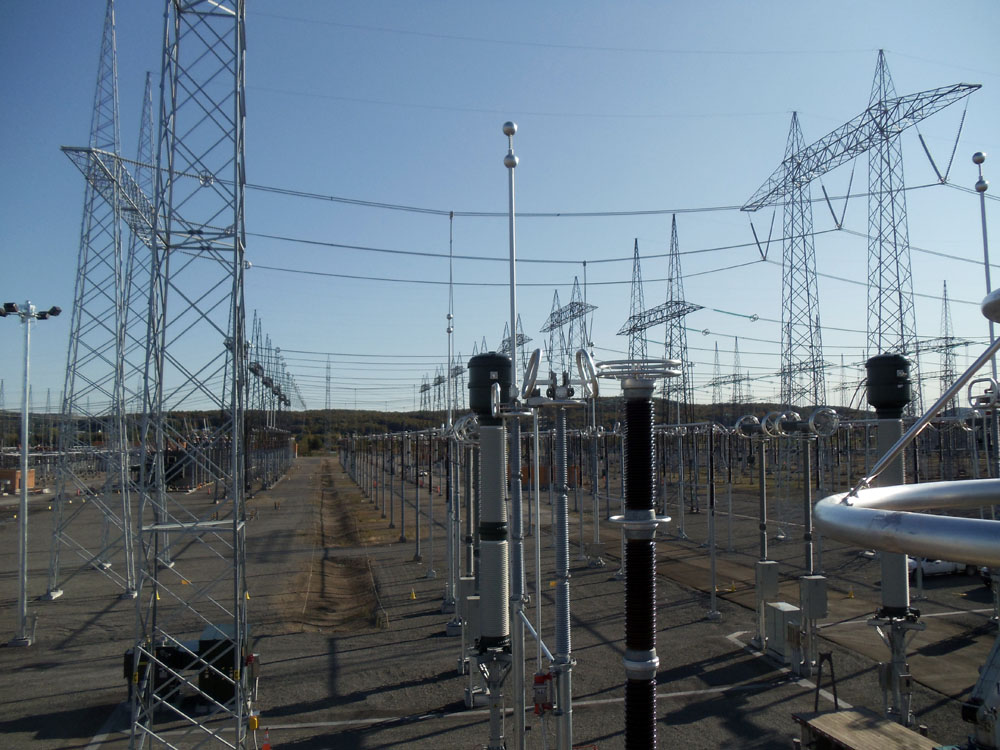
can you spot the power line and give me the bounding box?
[251,257,765,288]
[254,11,868,58]
[247,228,829,264]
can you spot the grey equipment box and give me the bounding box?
[799,575,828,619]
[765,602,800,664]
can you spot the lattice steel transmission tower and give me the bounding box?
[48,0,138,600]
[620,231,702,404]
[451,354,465,412]
[500,314,533,368]
[939,281,957,410]
[433,368,446,411]
[712,343,723,407]
[132,1,253,745]
[124,71,156,422]
[542,290,570,376]
[567,277,593,356]
[779,112,826,409]
[662,217,700,421]
[625,239,646,361]
[744,52,978,415]
[867,51,921,410]
[732,338,747,405]
[419,376,431,411]
[540,280,594,380]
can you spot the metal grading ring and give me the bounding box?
[808,406,840,437]
[968,377,998,408]
[451,413,479,443]
[490,381,501,419]
[596,358,683,380]
[734,414,761,438]
[575,348,600,398]
[761,411,785,438]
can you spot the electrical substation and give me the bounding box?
[3,2,1000,749]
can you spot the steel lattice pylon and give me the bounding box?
[419,376,431,411]
[48,0,140,600]
[132,1,252,746]
[779,113,826,409]
[500,313,534,372]
[626,239,647,361]
[543,289,570,376]
[939,281,957,410]
[867,51,922,411]
[732,338,747,404]
[744,52,978,415]
[540,279,593,379]
[712,343,722,406]
[662,217,697,422]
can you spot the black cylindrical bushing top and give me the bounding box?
[866,353,912,419]
[468,351,512,424]
[624,398,655,512]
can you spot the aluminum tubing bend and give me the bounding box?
[815,478,1000,567]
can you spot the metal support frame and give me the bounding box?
[131,2,253,746]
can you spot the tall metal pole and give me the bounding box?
[707,427,720,620]
[504,122,519,401]
[399,433,407,542]
[445,210,457,613]
[427,434,436,578]
[974,152,999,480]
[414,433,422,561]
[13,303,33,647]
[503,120,527,750]
[553,405,573,750]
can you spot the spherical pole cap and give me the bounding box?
[503,121,517,136]
[973,151,986,165]
[982,288,1000,324]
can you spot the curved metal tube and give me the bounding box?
[815,479,1000,567]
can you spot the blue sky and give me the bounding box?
[1,1,998,413]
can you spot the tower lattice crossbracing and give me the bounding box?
[662,217,697,422]
[540,279,594,382]
[866,51,921,413]
[49,0,139,600]
[132,1,253,745]
[627,239,647,362]
[743,50,977,416]
[779,112,826,410]
[939,281,957,410]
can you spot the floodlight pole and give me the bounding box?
[4,300,61,647]
[15,303,33,647]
